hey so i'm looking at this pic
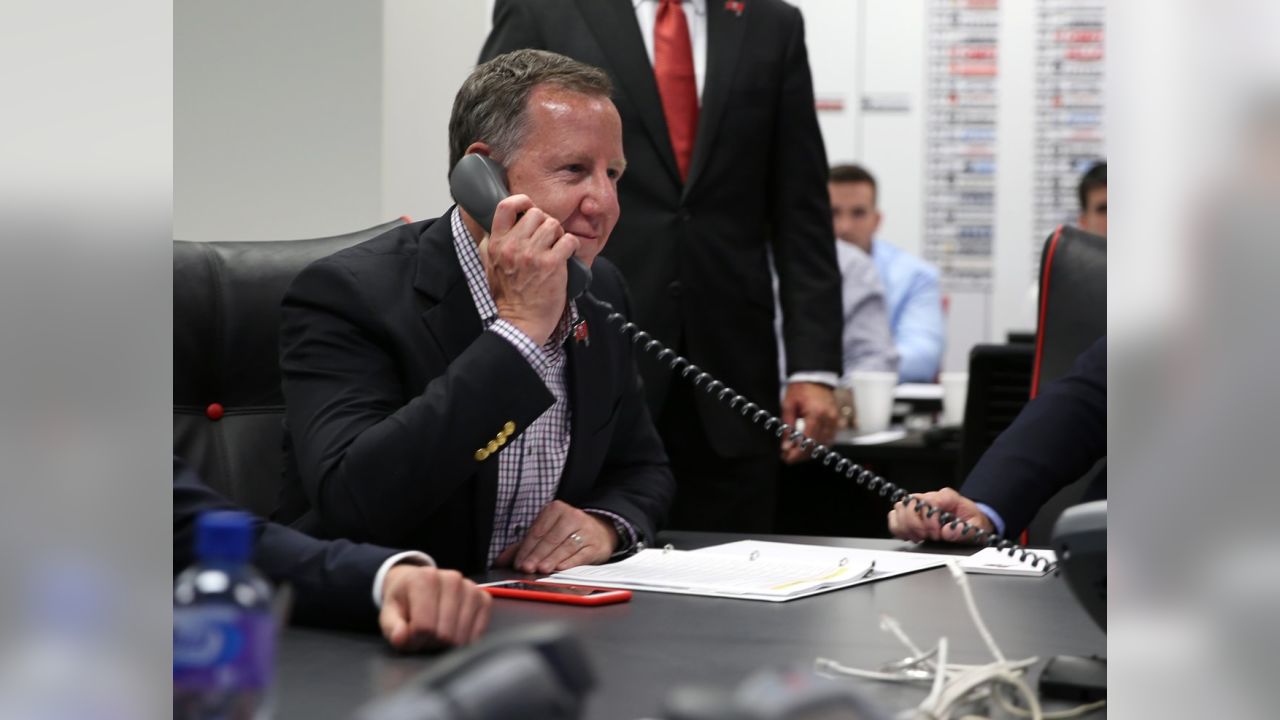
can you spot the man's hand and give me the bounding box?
[379,566,492,652]
[780,382,838,464]
[887,487,995,544]
[481,194,581,345]
[494,500,617,574]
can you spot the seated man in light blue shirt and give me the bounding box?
[829,164,945,383]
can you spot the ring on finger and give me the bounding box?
[568,531,584,547]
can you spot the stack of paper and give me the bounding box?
[545,540,949,602]
[958,547,1057,577]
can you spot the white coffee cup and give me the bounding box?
[849,371,897,434]
[940,372,969,426]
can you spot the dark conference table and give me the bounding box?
[276,533,1104,719]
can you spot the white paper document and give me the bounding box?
[545,540,950,602]
[959,547,1057,577]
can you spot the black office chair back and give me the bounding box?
[1024,225,1106,543]
[1032,225,1106,395]
[173,218,406,514]
[959,343,1035,480]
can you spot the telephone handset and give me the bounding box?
[446,157,1048,569]
[449,153,592,300]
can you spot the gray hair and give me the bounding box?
[448,49,613,170]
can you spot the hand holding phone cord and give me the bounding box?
[578,291,1053,571]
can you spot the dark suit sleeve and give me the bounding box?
[174,457,395,630]
[480,0,547,60]
[280,258,555,546]
[961,337,1107,537]
[576,264,675,545]
[769,8,843,377]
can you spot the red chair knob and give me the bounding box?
[206,403,224,421]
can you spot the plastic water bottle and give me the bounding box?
[174,511,276,719]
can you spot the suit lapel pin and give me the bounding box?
[573,319,590,346]
[724,0,744,16]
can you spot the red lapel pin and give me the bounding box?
[724,0,744,16]
[573,320,590,346]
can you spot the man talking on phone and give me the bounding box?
[275,50,674,577]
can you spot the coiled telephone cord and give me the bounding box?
[584,292,1053,571]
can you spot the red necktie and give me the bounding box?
[654,0,698,182]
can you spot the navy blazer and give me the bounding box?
[481,0,843,458]
[962,337,1107,537]
[275,212,674,574]
[174,457,392,630]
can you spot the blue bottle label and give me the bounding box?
[173,606,275,690]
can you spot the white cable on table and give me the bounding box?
[814,561,1105,720]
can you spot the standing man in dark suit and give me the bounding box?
[175,458,492,651]
[481,0,843,533]
[276,50,674,576]
[886,337,1107,542]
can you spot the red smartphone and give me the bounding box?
[481,580,632,606]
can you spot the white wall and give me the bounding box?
[991,0,1037,339]
[799,0,860,165]
[381,0,488,223]
[175,1,487,241]
[799,0,927,260]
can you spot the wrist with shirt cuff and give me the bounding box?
[971,502,1006,539]
[786,371,839,388]
[584,509,640,559]
[371,550,436,609]
[488,320,554,372]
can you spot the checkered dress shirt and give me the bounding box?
[449,209,636,567]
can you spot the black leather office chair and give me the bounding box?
[1006,331,1035,345]
[173,218,407,515]
[1031,225,1106,394]
[959,343,1035,480]
[1024,225,1106,543]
